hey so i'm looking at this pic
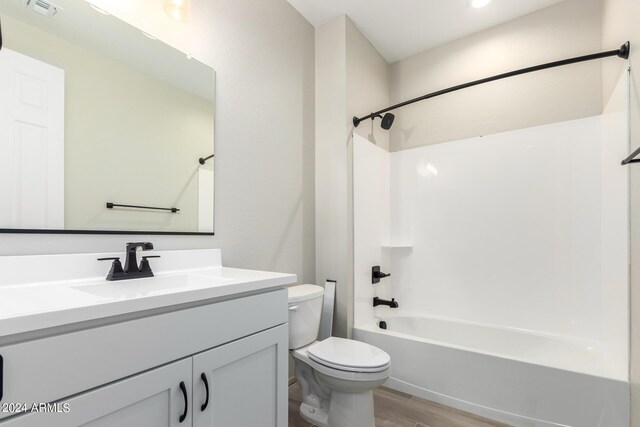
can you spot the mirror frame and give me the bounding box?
[0,18,215,236]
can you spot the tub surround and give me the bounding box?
[0,249,294,426]
[353,105,630,425]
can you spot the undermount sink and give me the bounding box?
[71,274,236,299]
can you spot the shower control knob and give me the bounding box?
[372,266,391,284]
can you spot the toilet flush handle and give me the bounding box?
[289,306,299,311]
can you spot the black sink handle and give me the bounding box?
[97,257,124,279]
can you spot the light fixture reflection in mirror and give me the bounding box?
[88,3,110,15]
[470,0,491,9]
[164,0,189,22]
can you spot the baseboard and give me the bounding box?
[384,377,569,427]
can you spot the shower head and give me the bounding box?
[352,111,395,130]
[380,113,395,130]
[368,112,395,130]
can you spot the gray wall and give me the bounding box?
[389,0,603,151]
[0,0,316,285]
[315,16,350,337]
[315,15,389,338]
[347,19,390,151]
[602,0,640,424]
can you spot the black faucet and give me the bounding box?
[373,297,399,308]
[124,242,154,273]
[98,242,160,281]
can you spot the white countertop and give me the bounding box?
[0,249,297,337]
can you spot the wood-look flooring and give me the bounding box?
[288,382,512,427]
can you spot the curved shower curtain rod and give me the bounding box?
[353,42,630,128]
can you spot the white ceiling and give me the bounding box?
[286,0,566,63]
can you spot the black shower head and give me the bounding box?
[381,113,395,130]
[369,112,395,130]
[352,111,396,130]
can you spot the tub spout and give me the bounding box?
[373,297,399,308]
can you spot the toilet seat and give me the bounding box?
[307,337,391,373]
[293,346,390,382]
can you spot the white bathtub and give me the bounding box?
[353,315,629,427]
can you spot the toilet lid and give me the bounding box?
[288,284,324,303]
[307,337,390,372]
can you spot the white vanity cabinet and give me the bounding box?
[192,325,288,427]
[0,288,289,427]
[0,358,193,427]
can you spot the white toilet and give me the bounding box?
[288,284,391,427]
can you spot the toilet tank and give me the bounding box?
[288,284,324,350]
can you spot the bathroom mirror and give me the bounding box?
[0,0,215,235]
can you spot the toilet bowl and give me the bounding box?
[288,285,391,427]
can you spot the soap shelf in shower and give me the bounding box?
[381,243,412,249]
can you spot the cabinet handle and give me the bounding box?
[0,355,3,401]
[179,381,188,423]
[200,372,210,411]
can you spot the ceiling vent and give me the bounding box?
[25,0,62,18]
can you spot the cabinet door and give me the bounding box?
[0,358,192,427]
[192,324,288,427]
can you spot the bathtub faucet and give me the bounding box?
[373,297,399,308]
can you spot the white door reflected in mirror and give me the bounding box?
[0,48,65,229]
